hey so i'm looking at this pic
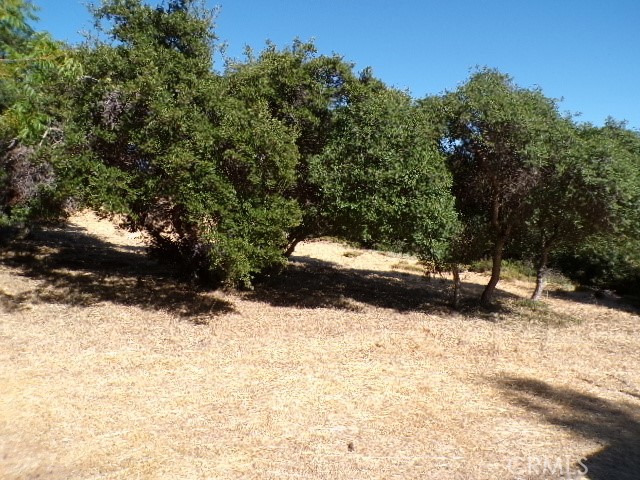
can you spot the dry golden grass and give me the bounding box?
[1,211,639,479]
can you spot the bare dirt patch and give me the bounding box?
[1,212,638,479]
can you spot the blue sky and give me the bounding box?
[33,0,640,130]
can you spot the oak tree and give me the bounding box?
[439,69,565,306]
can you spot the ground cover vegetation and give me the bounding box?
[2,0,639,304]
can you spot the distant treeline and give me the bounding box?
[2,0,639,306]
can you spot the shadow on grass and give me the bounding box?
[0,224,233,323]
[248,254,519,317]
[497,376,640,480]
[548,287,640,316]
[2,224,579,321]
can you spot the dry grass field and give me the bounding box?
[1,211,639,479]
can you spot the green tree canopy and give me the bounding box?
[311,84,459,265]
[1,0,81,229]
[550,121,640,298]
[225,41,357,252]
[58,0,301,286]
[517,119,640,299]
[438,68,568,306]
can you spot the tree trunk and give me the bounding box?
[480,235,507,308]
[284,237,302,257]
[451,264,461,309]
[531,244,551,301]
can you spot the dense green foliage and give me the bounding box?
[555,235,640,297]
[550,122,640,298]
[225,41,357,250]
[3,0,639,302]
[517,120,640,299]
[311,86,459,264]
[435,71,640,304]
[58,0,301,286]
[437,69,571,305]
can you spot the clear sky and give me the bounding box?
[33,0,640,130]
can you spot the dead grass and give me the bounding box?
[390,259,425,274]
[1,212,639,479]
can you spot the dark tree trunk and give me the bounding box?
[531,244,552,301]
[284,238,301,257]
[480,234,507,308]
[285,222,314,257]
[451,264,461,309]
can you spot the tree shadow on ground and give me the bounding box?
[248,254,519,317]
[497,376,640,480]
[548,287,640,316]
[0,224,233,323]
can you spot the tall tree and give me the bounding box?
[439,69,566,307]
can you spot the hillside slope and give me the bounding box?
[1,212,638,479]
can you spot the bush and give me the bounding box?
[554,237,640,298]
[0,144,63,229]
[310,85,459,266]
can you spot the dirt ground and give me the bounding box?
[1,211,638,479]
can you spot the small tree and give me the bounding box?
[225,41,356,252]
[522,119,640,300]
[311,83,459,270]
